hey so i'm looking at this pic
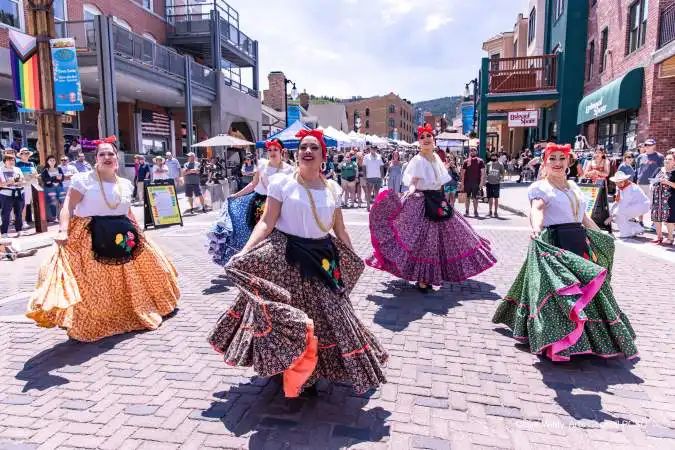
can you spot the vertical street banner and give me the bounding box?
[50,38,84,112]
[8,30,41,112]
[461,103,474,135]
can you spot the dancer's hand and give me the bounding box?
[231,249,248,261]
[530,227,542,240]
[55,231,68,245]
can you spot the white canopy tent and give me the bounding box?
[321,126,352,148]
[191,134,255,148]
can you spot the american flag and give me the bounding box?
[141,110,171,136]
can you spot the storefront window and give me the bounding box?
[142,138,168,157]
[0,0,21,29]
[0,100,19,123]
[596,111,637,156]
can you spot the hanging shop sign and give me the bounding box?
[461,103,474,135]
[508,110,539,128]
[9,30,41,112]
[50,38,84,112]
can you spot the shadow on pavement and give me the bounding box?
[202,274,234,295]
[367,279,501,332]
[202,378,391,449]
[15,332,140,392]
[534,357,644,424]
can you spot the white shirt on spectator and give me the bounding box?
[363,153,384,179]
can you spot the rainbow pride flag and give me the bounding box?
[9,29,41,112]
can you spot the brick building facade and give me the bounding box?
[581,0,675,153]
[344,94,414,142]
[0,0,262,167]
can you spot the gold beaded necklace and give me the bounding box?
[548,178,580,220]
[296,172,336,233]
[96,169,122,210]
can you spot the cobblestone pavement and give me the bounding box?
[1,201,674,450]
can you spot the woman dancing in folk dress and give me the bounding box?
[27,138,179,342]
[208,139,294,266]
[492,143,638,361]
[208,129,387,398]
[366,123,496,293]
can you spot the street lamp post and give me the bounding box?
[284,77,298,127]
[464,78,478,134]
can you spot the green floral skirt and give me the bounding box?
[492,228,638,362]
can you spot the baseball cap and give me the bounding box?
[644,138,656,146]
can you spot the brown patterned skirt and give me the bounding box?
[26,216,180,342]
[208,229,388,397]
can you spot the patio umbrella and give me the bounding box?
[192,134,255,147]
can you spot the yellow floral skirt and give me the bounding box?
[26,216,180,342]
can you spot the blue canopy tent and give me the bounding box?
[256,120,337,150]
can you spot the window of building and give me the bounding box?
[513,40,518,57]
[113,16,132,31]
[388,119,395,127]
[600,27,608,72]
[389,104,395,114]
[400,119,403,127]
[627,0,648,54]
[143,0,153,12]
[554,0,564,20]
[53,0,67,22]
[143,33,157,43]
[528,8,536,44]
[365,108,370,117]
[83,4,102,21]
[365,120,370,129]
[587,40,595,81]
[0,0,21,28]
[597,110,638,155]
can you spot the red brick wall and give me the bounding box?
[585,0,675,145]
[344,94,414,142]
[649,66,675,150]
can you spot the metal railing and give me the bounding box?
[112,23,186,78]
[219,17,254,58]
[659,4,675,48]
[54,20,96,52]
[222,77,258,97]
[191,60,216,91]
[487,55,558,94]
[166,0,239,27]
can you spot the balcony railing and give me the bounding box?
[659,4,675,48]
[487,55,558,94]
[112,24,187,79]
[167,0,239,28]
[218,17,254,59]
[54,20,96,52]
[191,60,216,90]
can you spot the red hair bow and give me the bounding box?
[295,129,327,159]
[543,143,572,159]
[265,140,283,151]
[417,123,433,140]
[92,135,117,146]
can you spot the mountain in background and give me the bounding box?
[414,96,464,118]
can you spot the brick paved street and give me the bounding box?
[1,200,674,449]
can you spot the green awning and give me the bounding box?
[577,67,644,124]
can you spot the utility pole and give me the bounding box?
[25,0,64,164]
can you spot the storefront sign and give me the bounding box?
[584,97,607,119]
[50,38,84,112]
[145,183,182,227]
[508,111,539,127]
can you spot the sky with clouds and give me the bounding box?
[234,0,530,103]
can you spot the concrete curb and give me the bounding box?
[498,203,528,217]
